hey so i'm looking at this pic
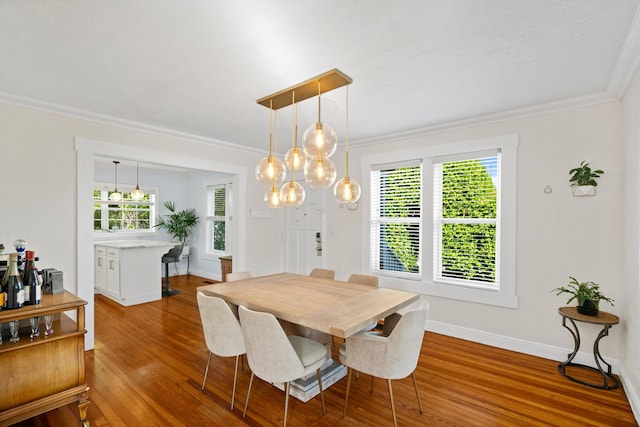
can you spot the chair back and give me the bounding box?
[226,271,253,282]
[196,292,245,357]
[238,305,305,383]
[347,273,378,287]
[309,268,335,279]
[162,244,183,263]
[384,301,429,379]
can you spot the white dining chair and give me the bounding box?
[340,301,429,427]
[238,305,327,427]
[226,271,253,282]
[196,292,246,410]
[309,268,335,279]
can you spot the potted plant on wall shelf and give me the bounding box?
[569,160,604,196]
[551,276,614,316]
[155,201,199,257]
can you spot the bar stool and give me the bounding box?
[162,244,183,296]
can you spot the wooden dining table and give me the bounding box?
[197,272,420,339]
[197,272,420,402]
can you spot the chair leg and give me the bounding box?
[411,372,424,413]
[316,368,326,415]
[284,382,290,427]
[201,351,213,391]
[343,367,353,417]
[243,372,254,419]
[387,379,398,427]
[231,355,240,411]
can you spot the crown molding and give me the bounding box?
[0,91,265,155]
[609,5,640,98]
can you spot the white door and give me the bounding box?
[282,187,325,274]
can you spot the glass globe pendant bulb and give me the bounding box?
[131,185,143,201]
[302,122,337,158]
[284,146,306,171]
[334,176,361,203]
[280,181,305,207]
[304,155,336,189]
[255,155,286,186]
[264,186,283,208]
[110,191,122,202]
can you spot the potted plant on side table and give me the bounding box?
[569,160,604,196]
[551,276,614,316]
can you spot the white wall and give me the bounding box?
[621,63,640,419]
[328,101,626,361]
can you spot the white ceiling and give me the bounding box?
[1,0,640,153]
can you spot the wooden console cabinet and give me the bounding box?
[0,291,89,426]
[220,256,232,282]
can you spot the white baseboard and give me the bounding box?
[427,320,620,372]
[185,268,221,282]
[618,364,640,424]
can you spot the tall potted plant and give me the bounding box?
[155,201,199,255]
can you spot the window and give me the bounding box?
[364,134,517,308]
[205,181,232,255]
[93,185,156,234]
[433,152,499,288]
[370,160,422,279]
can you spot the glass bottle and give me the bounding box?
[1,253,25,309]
[22,250,41,305]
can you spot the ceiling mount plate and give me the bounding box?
[257,68,352,110]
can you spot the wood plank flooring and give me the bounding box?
[13,275,638,426]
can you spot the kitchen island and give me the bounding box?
[94,240,175,306]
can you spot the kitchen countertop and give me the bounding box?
[94,240,176,249]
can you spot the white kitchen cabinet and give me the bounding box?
[94,240,174,306]
[94,246,107,293]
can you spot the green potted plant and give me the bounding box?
[569,160,604,196]
[551,276,614,316]
[155,201,199,254]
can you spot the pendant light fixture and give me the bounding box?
[264,110,284,208]
[110,160,122,202]
[255,100,286,187]
[280,91,305,206]
[334,85,361,203]
[255,69,352,206]
[131,162,144,201]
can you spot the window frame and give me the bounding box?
[93,181,158,237]
[362,133,518,308]
[204,178,233,258]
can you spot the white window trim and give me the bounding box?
[203,177,233,260]
[93,181,159,238]
[361,133,518,309]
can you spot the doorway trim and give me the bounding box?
[76,137,248,349]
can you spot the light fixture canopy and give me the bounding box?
[110,160,122,202]
[131,162,144,201]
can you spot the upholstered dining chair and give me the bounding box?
[347,273,379,287]
[238,305,327,427]
[309,268,335,279]
[340,301,429,427]
[196,292,246,410]
[225,270,253,282]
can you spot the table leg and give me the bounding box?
[557,316,619,390]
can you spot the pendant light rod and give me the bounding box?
[345,85,350,177]
[257,68,352,110]
[113,160,120,192]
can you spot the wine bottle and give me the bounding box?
[22,250,41,305]
[1,253,25,309]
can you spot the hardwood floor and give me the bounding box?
[14,275,637,426]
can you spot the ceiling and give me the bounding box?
[1,0,640,154]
